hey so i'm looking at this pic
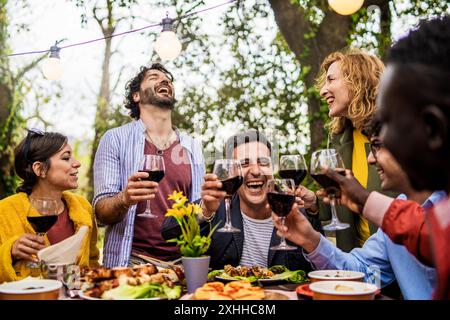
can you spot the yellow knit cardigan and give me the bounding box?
[0,192,99,283]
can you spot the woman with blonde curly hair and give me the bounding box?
[313,48,397,252]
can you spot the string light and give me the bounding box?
[328,0,364,15]
[154,13,182,61]
[42,42,63,80]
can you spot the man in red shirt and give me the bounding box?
[321,16,450,299]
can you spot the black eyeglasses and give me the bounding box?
[24,129,45,164]
[369,141,384,157]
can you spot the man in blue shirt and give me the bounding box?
[273,120,445,299]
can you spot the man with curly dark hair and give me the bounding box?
[92,63,205,267]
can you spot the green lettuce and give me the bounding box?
[101,282,182,300]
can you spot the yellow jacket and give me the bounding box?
[0,192,99,283]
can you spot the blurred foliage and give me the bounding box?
[0,0,58,199]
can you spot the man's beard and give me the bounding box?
[139,87,176,110]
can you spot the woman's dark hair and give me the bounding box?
[14,130,68,195]
[124,63,174,120]
[225,129,272,159]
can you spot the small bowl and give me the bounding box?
[0,279,62,300]
[308,270,365,283]
[309,280,378,300]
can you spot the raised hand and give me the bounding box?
[270,203,321,253]
[123,171,159,207]
[318,168,371,214]
[295,185,318,211]
[200,174,227,218]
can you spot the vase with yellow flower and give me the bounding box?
[165,191,218,293]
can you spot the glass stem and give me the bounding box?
[329,195,339,223]
[279,216,287,246]
[146,199,152,213]
[224,197,231,226]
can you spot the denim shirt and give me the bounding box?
[305,191,446,300]
[93,119,205,267]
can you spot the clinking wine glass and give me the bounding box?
[213,159,243,233]
[138,154,165,218]
[279,154,308,187]
[26,197,59,272]
[310,149,350,231]
[267,178,297,251]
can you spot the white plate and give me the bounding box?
[308,270,365,281]
[0,278,62,294]
[78,290,165,300]
[309,280,378,296]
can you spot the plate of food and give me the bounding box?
[307,270,365,282]
[209,265,307,284]
[181,281,290,300]
[78,264,182,300]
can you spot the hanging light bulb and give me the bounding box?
[328,0,364,15]
[42,43,63,80]
[154,13,182,61]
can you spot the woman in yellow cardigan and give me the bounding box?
[0,130,99,283]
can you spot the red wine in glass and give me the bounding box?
[27,215,58,234]
[219,175,244,197]
[310,149,349,231]
[267,192,296,217]
[213,159,243,233]
[26,197,59,272]
[138,170,165,183]
[310,169,345,197]
[279,155,308,188]
[139,155,165,218]
[267,179,297,251]
[279,169,308,187]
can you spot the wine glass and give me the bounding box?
[138,154,165,218]
[213,159,243,233]
[279,155,308,187]
[267,179,297,251]
[310,149,350,231]
[26,197,59,271]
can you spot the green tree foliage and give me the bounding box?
[0,0,51,198]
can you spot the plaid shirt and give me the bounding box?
[93,119,205,267]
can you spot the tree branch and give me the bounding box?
[12,54,46,84]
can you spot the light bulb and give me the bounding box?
[154,15,182,61]
[328,0,364,15]
[42,44,63,80]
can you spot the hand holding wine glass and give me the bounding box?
[213,159,243,233]
[267,178,297,251]
[318,168,371,214]
[26,197,59,269]
[138,155,165,218]
[310,149,349,231]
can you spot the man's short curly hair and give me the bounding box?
[124,63,174,119]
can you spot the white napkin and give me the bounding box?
[37,226,88,264]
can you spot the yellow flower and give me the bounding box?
[165,208,184,220]
[168,191,188,209]
[165,191,218,257]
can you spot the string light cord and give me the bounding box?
[5,0,238,58]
